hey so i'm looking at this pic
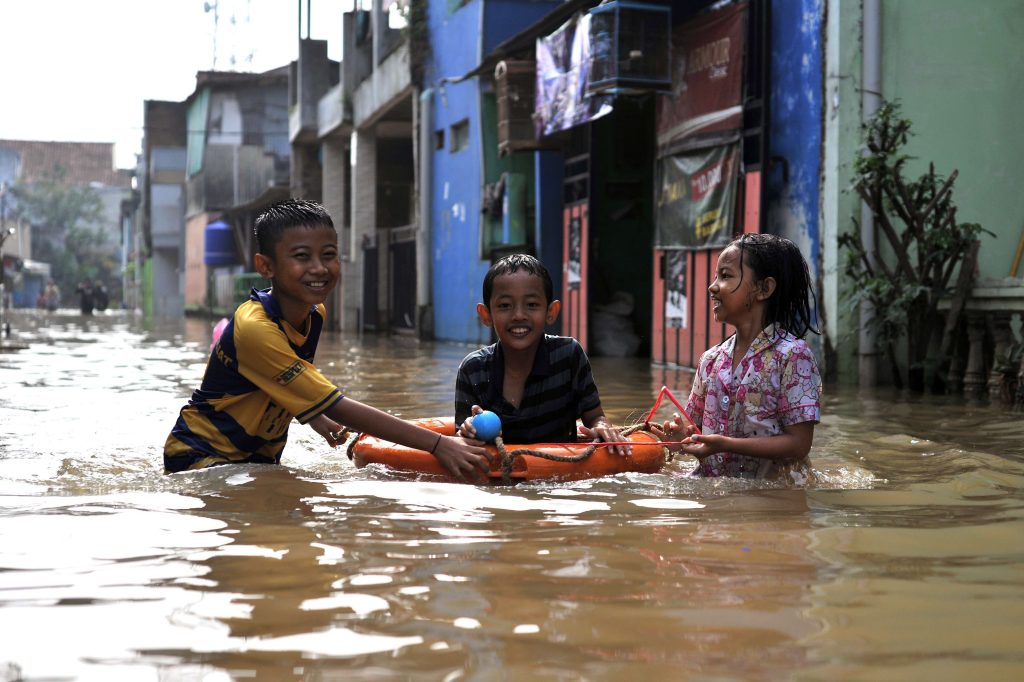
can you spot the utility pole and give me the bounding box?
[204,1,220,69]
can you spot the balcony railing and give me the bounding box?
[939,278,1024,404]
[318,84,351,137]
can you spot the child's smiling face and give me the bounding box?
[709,245,760,326]
[477,269,560,352]
[256,224,340,326]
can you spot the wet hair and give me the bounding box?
[728,233,820,338]
[254,198,335,256]
[482,253,553,306]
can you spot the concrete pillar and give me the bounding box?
[349,128,377,332]
[822,0,869,384]
[322,136,348,331]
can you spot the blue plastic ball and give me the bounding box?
[472,410,502,442]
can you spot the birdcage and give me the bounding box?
[587,0,672,95]
[496,60,542,156]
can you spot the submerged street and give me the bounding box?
[0,309,1022,680]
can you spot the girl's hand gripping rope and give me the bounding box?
[648,413,699,454]
[644,387,699,454]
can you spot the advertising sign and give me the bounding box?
[536,12,613,137]
[656,2,746,149]
[655,143,739,248]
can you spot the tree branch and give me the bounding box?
[918,168,959,225]
[864,188,919,283]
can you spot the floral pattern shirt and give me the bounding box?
[684,326,821,479]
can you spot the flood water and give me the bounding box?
[1,309,1022,681]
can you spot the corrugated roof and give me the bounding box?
[0,139,132,187]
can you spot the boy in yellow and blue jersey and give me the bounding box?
[164,199,490,481]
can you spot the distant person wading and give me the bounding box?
[76,279,94,316]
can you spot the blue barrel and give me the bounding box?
[204,220,237,266]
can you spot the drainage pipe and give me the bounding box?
[416,87,434,338]
[859,0,882,386]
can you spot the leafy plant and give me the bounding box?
[404,0,431,87]
[839,100,991,391]
[10,166,118,303]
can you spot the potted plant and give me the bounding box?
[839,100,990,392]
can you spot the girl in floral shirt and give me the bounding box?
[654,234,822,481]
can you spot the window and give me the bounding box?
[434,129,445,150]
[449,119,469,152]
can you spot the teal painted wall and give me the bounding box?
[882,0,1024,281]
[824,0,1024,384]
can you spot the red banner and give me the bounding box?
[656,2,747,149]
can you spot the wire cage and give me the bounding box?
[588,0,672,95]
[496,60,542,156]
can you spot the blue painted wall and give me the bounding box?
[482,0,562,54]
[429,0,488,344]
[429,0,564,344]
[767,0,824,288]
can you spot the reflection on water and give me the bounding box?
[0,309,1022,680]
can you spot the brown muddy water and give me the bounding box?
[0,309,1022,681]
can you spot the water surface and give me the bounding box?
[1,310,1021,680]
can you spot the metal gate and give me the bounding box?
[361,237,378,331]
[389,227,417,332]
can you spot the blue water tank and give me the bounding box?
[204,220,237,266]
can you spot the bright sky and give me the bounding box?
[0,0,349,169]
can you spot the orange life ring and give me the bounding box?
[350,417,667,483]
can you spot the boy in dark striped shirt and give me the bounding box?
[455,254,630,454]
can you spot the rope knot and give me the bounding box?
[492,423,663,483]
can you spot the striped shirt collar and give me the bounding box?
[487,335,553,407]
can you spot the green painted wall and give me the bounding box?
[882,0,1024,281]
[824,0,1024,384]
[480,94,536,254]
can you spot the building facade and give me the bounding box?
[137,68,291,320]
[0,140,132,310]
[141,0,1024,394]
[821,0,1024,389]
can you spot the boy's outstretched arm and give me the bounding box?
[580,407,631,456]
[308,413,347,448]
[325,397,491,482]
